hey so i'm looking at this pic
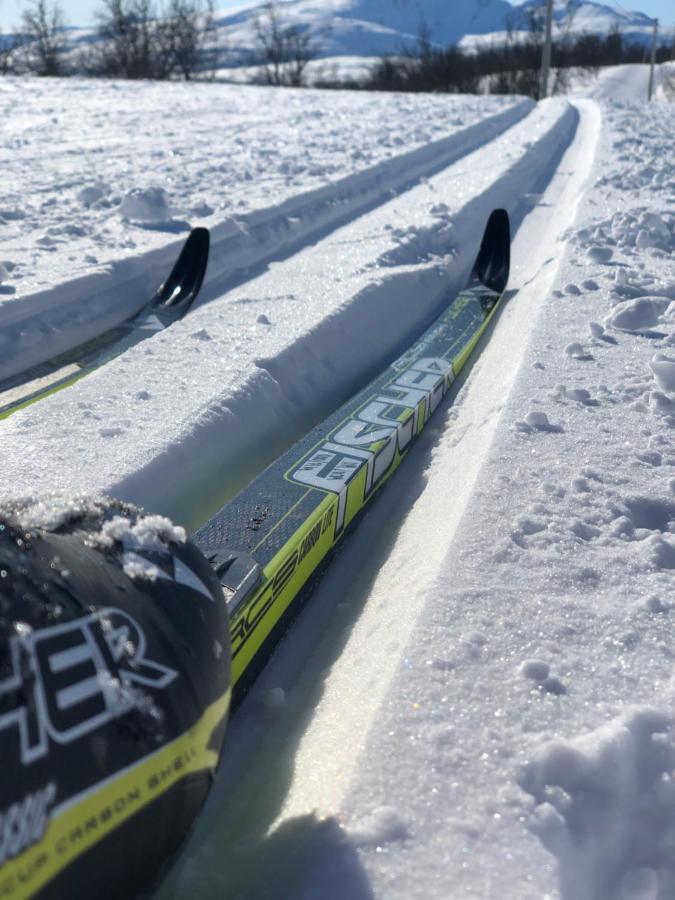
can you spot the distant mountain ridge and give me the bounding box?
[215,0,662,60]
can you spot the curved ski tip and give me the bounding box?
[156,226,210,312]
[475,209,511,295]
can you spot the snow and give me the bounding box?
[577,64,658,102]
[0,96,564,526]
[0,78,524,380]
[2,62,675,900]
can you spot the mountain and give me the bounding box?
[214,0,663,62]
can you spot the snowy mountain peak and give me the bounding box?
[216,0,661,58]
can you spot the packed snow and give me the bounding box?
[0,79,526,380]
[1,64,675,900]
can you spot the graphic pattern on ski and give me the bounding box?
[193,210,510,694]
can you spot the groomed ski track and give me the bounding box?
[0,97,530,383]
[3,94,608,898]
[147,99,600,900]
[3,98,578,528]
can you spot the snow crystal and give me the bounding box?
[9,494,107,531]
[93,513,186,551]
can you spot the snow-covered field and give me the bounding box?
[0,79,525,379]
[2,67,675,899]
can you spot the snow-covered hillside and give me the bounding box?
[3,0,665,69]
[212,0,664,61]
[1,67,675,900]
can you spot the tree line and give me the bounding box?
[0,0,671,88]
[1,0,216,78]
[0,0,325,81]
[363,15,673,99]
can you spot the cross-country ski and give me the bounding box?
[0,228,209,420]
[0,209,508,899]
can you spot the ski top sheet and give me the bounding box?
[0,211,509,900]
[194,208,510,695]
[0,228,210,421]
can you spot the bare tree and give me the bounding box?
[21,0,65,75]
[0,32,20,73]
[252,0,325,87]
[166,0,214,79]
[86,0,211,79]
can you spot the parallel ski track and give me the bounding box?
[153,100,601,900]
[0,102,530,385]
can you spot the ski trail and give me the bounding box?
[0,102,529,384]
[577,63,655,101]
[158,101,601,900]
[270,98,601,827]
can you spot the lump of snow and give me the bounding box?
[0,263,10,284]
[256,314,272,325]
[10,494,107,531]
[567,388,591,403]
[644,534,675,570]
[650,353,675,394]
[94,513,186,551]
[522,709,675,900]
[606,297,670,334]
[345,806,409,848]
[190,328,212,342]
[77,183,108,206]
[649,391,675,417]
[565,342,586,359]
[119,186,172,222]
[564,283,581,296]
[636,229,659,250]
[525,411,552,430]
[586,246,613,263]
[190,201,214,218]
[519,659,550,682]
[589,321,605,339]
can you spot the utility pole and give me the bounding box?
[647,18,658,101]
[539,0,554,99]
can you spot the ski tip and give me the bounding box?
[474,209,510,295]
[154,226,210,315]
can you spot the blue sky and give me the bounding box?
[2,0,673,32]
